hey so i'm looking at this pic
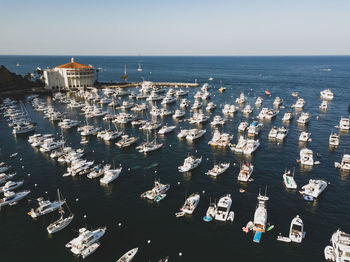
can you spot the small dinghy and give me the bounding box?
[277,234,291,243]
[303,195,314,202]
[10,153,18,158]
[154,194,166,202]
[227,211,235,222]
[324,245,335,261]
[175,211,185,217]
[267,225,275,232]
[81,242,100,259]
[116,247,138,262]
[203,216,212,222]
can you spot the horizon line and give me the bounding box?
[0,54,350,57]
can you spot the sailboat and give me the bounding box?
[47,190,74,234]
[121,64,127,81]
[137,63,143,72]
[136,129,163,153]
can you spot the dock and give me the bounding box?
[100,82,199,89]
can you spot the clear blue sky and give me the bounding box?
[0,0,349,55]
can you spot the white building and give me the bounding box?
[43,58,94,90]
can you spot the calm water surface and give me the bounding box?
[0,56,350,261]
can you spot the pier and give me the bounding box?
[100,82,199,89]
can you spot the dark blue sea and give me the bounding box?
[0,56,350,261]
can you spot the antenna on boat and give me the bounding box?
[264,185,268,196]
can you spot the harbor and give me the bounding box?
[1,55,350,262]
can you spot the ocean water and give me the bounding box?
[0,55,350,262]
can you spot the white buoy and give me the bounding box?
[118,222,122,227]
[147,240,151,244]
[27,173,31,177]
[202,190,205,194]
[169,145,172,147]
[84,215,87,219]
[128,168,130,171]
[177,181,181,185]
[22,166,24,169]
[179,252,183,256]
[34,184,37,187]
[155,170,157,173]
[92,150,94,153]
[45,191,48,194]
[76,198,79,202]
[233,163,236,166]
[206,158,209,160]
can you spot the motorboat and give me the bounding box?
[235,92,247,104]
[131,103,147,112]
[299,132,311,143]
[206,102,216,111]
[113,113,134,124]
[0,180,24,193]
[79,125,101,136]
[0,172,16,184]
[339,117,350,130]
[180,99,189,108]
[120,101,134,110]
[186,129,206,141]
[297,112,310,124]
[282,111,294,121]
[175,89,189,96]
[255,97,263,106]
[141,180,170,202]
[116,247,139,262]
[257,108,279,120]
[247,121,263,137]
[161,96,176,105]
[177,129,189,139]
[243,139,260,155]
[188,113,209,124]
[178,156,202,172]
[173,109,186,119]
[116,135,138,148]
[283,169,297,189]
[12,123,36,134]
[289,215,304,243]
[320,89,334,100]
[208,130,233,147]
[179,193,200,215]
[100,167,122,184]
[0,163,11,173]
[139,121,161,131]
[58,119,79,129]
[320,100,328,110]
[214,194,232,222]
[158,125,176,135]
[237,163,253,182]
[336,154,350,172]
[65,227,106,256]
[222,104,238,114]
[276,127,288,141]
[324,229,350,262]
[299,148,314,166]
[81,242,100,259]
[0,190,30,207]
[329,132,339,146]
[87,164,111,179]
[210,115,226,126]
[273,97,283,107]
[206,162,230,177]
[146,91,164,101]
[292,98,305,109]
[149,106,160,117]
[300,179,327,199]
[268,126,278,139]
[238,121,248,132]
[230,136,247,153]
[159,108,172,117]
[29,190,65,218]
[40,140,65,152]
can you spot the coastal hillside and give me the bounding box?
[0,65,44,93]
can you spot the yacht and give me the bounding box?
[40,140,65,152]
[289,215,304,243]
[329,132,339,146]
[186,129,206,141]
[87,164,111,179]
[137,63,143,72]
[0,173,16,184]
[100,167,122,184]
[320,100,328,110]
[173,109,186,119]
[177,129,189,139]
[188,112,209,124]
[214,194,232,221]
[210,115,226,126]
[191,100,203,110]
[283,169,297,189]
[299,131,311,143]
[12,123,36,134]
[242,104,253,115]
[247,122,263,137]
[300,179,327,198]
[282,111,294,121]
[146,91,164,101]
[158,125,176,135]
[65,227,106,256]
[293,98,305,109]
[206,162,230,177]
[253,191,269,236]
[339,117,350,130]
[237,163,254,182]
[299,148,314,166]
[230,136,247,153]
[79,125,101,136]
[0,180,24,193]
[58,119,79,129]
[139,121,162,131]
[29,191,65,218]
[238,121,248,132]
[180,193,200,215]
[141,180,170,202]
[161,96,176,105]
[297,112,310,124]
[243,139,260,155]
[120,101,134,110]
[320,89,334,100]
[131,103,147,112]
[178,155,202,172]
[175,89,189,96]
[116,135,138,148]
[116,248,139,262]
[273,97,283,107]
[276,127,288,141]
[206,102,216,111]
[113,113,134,124]
[0,190,31,207]
[337,154,350,172]
[235,92,247,104]
[324,229,350,262]
[257,108,279,120]
[268,126,278,139]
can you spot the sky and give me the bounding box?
[0,0,349,56]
